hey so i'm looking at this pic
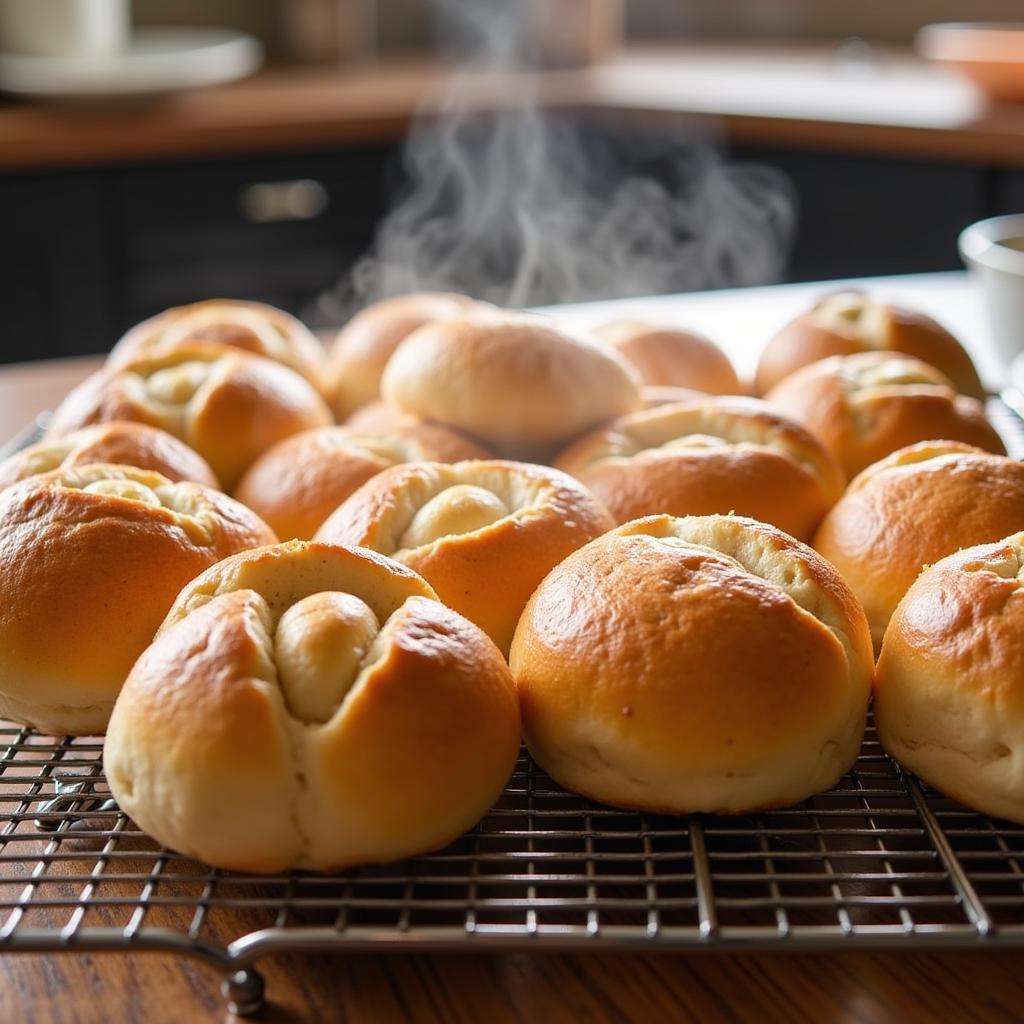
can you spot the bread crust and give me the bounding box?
[0,464,276,735]
[315,459,615,654]
[755,293,984,398]
[105,541,520,872]
[509,514,873,813]
[555,396,844,540]
[813,442,1024,649]
[876,535,1024,823]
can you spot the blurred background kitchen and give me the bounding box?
[2,0,1024,362]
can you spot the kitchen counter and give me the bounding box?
[2,43,1024,173]
[3,271,1024,1023]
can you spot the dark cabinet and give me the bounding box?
[0,172,111,361]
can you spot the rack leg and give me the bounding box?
[221,968,265,1016]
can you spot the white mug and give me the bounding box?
[0,0,129,57]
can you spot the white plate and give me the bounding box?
[0,27,263,106]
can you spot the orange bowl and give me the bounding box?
[917,23,1024,103]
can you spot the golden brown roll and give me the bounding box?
[510,514,873,813]
[235,423,491,541]
[0,421,220,491]
[105,541,520,872]
[765,351,1005,478]
[814,442,1024,649]
[315,459,615,654]
[596,320,741,395]
[325,292,479,420]
[641,385,708,409]
[755,292,984,398]
[48,342,333,490]
[554,396,844,541]
[344,399,421,433]
[380,310,642,460]
[109,299,326,387]
[876,534,1024,823]
[0,464,276,736]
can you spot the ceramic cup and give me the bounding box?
[959,214,1024,370]
[0,0,129,57]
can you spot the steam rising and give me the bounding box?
[317,1,795,320]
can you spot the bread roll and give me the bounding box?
[755,292,984,398]
[510,514,873,813]
[0,464,276,735]
[381,310,642,460]
[325,292,479,419]
[344,399,421,433]
[315,460,615,654]
[596,320,741,395]
[109,299,325,387]
[235,423,490,541]
[106,541,520,872]
[555,396,844,540]
[765,352,1005,478]
[876,534,1024,823]
[0,421,219,491]
[48,342,332,490]
[814,442,1024,649]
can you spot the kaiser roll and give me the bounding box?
[0,421,220,491]
[234,423,490,541]
[876,534,1024,822]
[755,292,984,398]
[315,459,615,654]
[814,442,1024,649]
[554,396,844,540]
[109,299,325,387]
[104,541,520,872]
[48,342,332,490]
[765,351,1004,478]
[0,464,275,735]
[510,514,873,813]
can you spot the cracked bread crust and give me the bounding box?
[104,541,520,872]
[554,396,844,540]
[509,514,872,814]
[876,534,1024,823]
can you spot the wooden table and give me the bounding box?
[2,44,1024,173]
[2,272,1023,1023]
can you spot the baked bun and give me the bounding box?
[235,423,491,541]
[555,396,844,540]
[875,534,1024,823]
[381,310,642,460]
[325,292,479,419]
[0,421,219,490]
[0,464,276,735]
[814,442,1024,649]
[596,320,741,395]
[109,299,325,387]
[510,514,873,813]
[105,541,520,872]
[315,460,614,654]
[765,352,1005,478]
[345,399,421,433]
[755,292,984,398]
[48,342,332,490]
[641,385,707,408]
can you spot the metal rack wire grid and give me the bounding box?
[0,397,1023,1016]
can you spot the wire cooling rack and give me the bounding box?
[2,396,1024,1016]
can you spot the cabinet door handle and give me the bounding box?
[239,179,329,223]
